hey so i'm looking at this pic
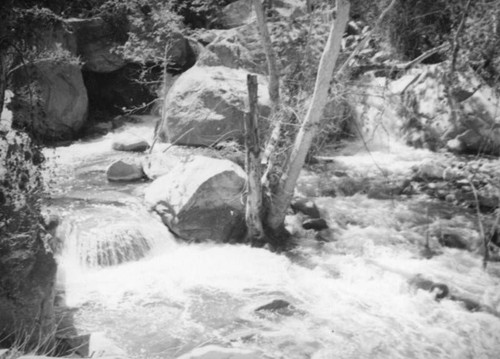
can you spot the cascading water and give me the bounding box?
[57,204,175,268]
[43,119,500,359]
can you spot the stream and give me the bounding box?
[42,117,500,359]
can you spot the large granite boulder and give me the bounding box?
[11,60,88,142]
[67,17,126,73]
[157,66,271,146]
[144,156,247,242]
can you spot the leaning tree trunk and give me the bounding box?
[265,0,351,231]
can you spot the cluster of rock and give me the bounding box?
[9,15,194,143]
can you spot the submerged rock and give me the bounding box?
[290,198,321,218]
[438,232,469,250]
[145,156,247,242]
[408,275,449,300]
[255,299,294,316]
[302,218,328,231]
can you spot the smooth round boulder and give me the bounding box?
[106,160,144,182]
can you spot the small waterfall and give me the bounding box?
[57,204,176,268]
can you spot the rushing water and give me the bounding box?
[43,118,500,359]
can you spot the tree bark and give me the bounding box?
[245,75,265,243]
[266,0,351,231]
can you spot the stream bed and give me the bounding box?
[43,118,500,359]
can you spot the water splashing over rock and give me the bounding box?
[57,205,175,268]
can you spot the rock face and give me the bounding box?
[157,66,270,146]
[0,235,57,349]
[145,156,247,242]
[67,17,126,73]
[11,60,88,142]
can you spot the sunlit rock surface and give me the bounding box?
[157,66,270,147]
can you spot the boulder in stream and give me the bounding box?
[145,156,247,242]
[112,134,150,152]
[106,160,145,182]
[290,198,321,219]
[302,218,328,231]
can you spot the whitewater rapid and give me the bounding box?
[43,118,500,359]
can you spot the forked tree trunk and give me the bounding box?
[265,0,351,231]
[245,74,265,243]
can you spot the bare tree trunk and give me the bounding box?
[245,74,265,243]
[252,0,282,173]
[252,0,279,109]
[445,0,472,131]
[266,0,351,231]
